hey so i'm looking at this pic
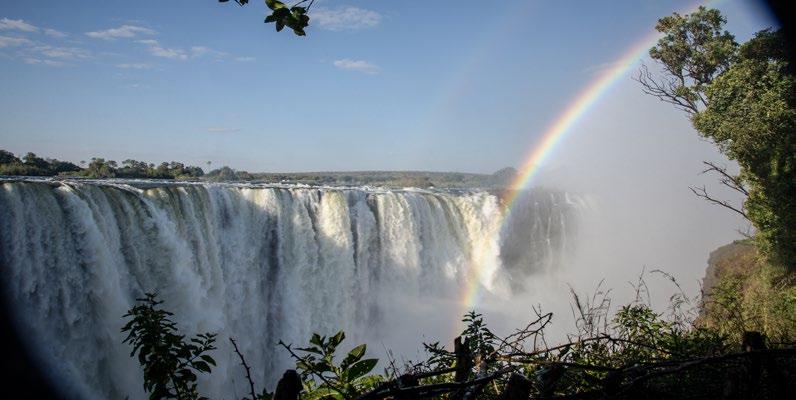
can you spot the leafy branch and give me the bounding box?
[219,0,313,36]
[121,293,217,400]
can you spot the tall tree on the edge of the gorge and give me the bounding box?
[638,6,796,269]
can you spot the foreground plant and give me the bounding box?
[123,275,795,400]
[279,331,382,399]
[122,293,217,400]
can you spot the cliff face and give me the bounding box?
[702,240,760,297]
[698,240,795,342]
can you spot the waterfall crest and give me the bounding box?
[0,179,579,399]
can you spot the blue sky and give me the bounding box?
[0,0,778,173]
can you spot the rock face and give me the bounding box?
[702,240,759,297]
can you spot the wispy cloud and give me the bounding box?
[583,60,625,76]
[234,56,255,62]
[207,127,241,134]
[116,63,151,69]
[0,18,39,33]
[137,40,225,61]
[137,39,187,59]
[333,58,380,74]
[311,7,381,31]
[43,28,67,38]
[1,18,69,39]
[1,34,89,66]
[24,57,66,67]
[190,46,227,58]
[0,35,33,48]
[32,45,90,60]
[86,25,156,40]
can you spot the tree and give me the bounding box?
[637,7,738,115]
[639,7,795,269]
[22,152,49,170]
[692,29,796,268]
[85,158,118,178]
[47,159,81,174]
[0,149,20,165]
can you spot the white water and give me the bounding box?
[0,179,580,399]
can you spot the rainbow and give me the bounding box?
[455,0,721,330]
[502,31,663,203]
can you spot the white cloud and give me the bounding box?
[43,28,67,38]
[137,39,187,59]
[86,25,156,40]
[1,30,88,66]
[207,127,241,134]
[234,56,255,62]
[311,7,381,31]
[0,18,39,33]
[116,63,151,69]
[137,40,224,61]
[32,45,90,60]
[583,60,625,76]
[190,46,226,58]
[333,58,380,74]
[24,57,66,67]
[0,35,32,48]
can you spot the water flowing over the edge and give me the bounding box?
[0,179,582,399]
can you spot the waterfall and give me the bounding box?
[0,179,580,399]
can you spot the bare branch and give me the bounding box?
[690,185,748,219]
[700,161,749,196]
[230,338,257,400]
[634,64,699,115]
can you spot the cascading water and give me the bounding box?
[0,178,581,399]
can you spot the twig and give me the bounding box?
[230,338,257,400]
[356,366,517,400]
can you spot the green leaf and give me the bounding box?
[265,0,286,11]
[193,360,212,373]
[200,354,216,366]
[297,346,323,355]
[330,331,345,348]
[341,344,366,368]
[310,333,323,347]
[347,358,378,381]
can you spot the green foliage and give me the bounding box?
[263,0,310,36]
[220,0,312,36]
[421,341,455,371]
[0,149,19,164]
[692,29,796,268]
[85,157,118,178]
[204,166,253,182]
[281,331,382,399]
[122,293,218,400]
[0,149,81,176]
[648,6,738,112]
[461,311,496,357]
[701,250,796,343]
[123,278,795,400]
[0,148,205,180]
[644,7,796,269]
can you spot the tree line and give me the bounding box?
[0,149,206,180]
